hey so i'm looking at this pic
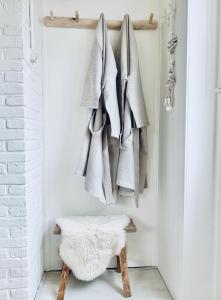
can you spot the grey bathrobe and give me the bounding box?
[76,14,120,204]
[115,14,149,207]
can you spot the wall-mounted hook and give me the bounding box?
[75,10,79,22]
[49,10,54,21]
[149,13,154,24]
[30,49,38,64]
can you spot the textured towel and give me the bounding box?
[115,15,149,206]
[76,14,120,204]
[57,215,130,281]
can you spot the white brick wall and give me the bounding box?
[0,0,43,299]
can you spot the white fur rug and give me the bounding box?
[56,215,130,281]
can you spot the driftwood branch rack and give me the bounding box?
[43,11,158,30]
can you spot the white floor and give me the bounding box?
[36,269,172,300]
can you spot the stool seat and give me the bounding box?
[54,217,136,299]
[54,218,137,234]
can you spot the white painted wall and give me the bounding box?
[214,4,221,299]
[42,0,160,270]
[158,0,187,298]
[158,0,220,300]
[0,0,44,299]
[182,1,218,299]
[41,1,221,298]
[183,0,218,300]
[23,0,44,298]
[1,0,221,298]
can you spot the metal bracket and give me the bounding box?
[214,88,221,94]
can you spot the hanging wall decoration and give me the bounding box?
[165,33,178,111]
[161,0,178,111]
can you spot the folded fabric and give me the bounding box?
[57,215,130,281]
[115,14,149,207]
[76,13,120,204]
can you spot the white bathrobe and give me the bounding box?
[76,14,120,204]
[115,14,149,206]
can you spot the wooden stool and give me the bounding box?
[53,218,137,299]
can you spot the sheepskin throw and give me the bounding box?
[57,215,130,281]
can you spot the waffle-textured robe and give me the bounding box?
[76,14,120,205]
[115,14,149,207]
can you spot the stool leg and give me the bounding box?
[57,263,69,300]
[119,247,131,298]
[116,255,121,273]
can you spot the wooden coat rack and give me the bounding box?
[44,11,158,30]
